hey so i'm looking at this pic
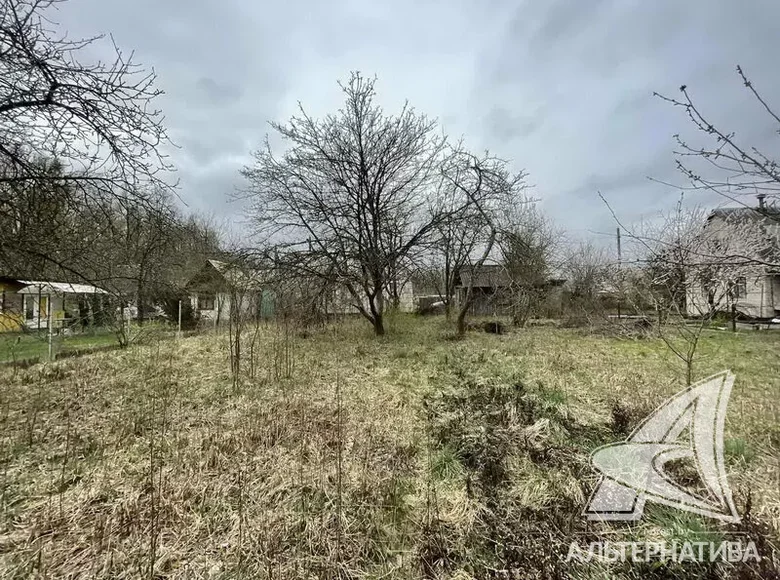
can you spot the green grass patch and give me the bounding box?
[0,330,120,362]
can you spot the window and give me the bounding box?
[198,293,215,311]
[734,277,747,299]
[25,296,34,320]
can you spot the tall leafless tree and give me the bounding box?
[0,0,174,277]
[429,149,528,331]
[241,73,459,335]
[499,203,558,327]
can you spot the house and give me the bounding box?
[186,259,273,324]
[328,280,416,315]
[685,203,780,320]
[455,264,513,315]
[0,277,108,332]
[454,264,568,316]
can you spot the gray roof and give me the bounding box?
[709,206,780,223]
[708,206,780,267]
[457,265,512,288]
[186,259,266,291]
[17,281,107,295]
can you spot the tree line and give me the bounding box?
[2,0,778,341]
[0,0,222,330]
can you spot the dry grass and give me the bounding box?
[0,316,778,578]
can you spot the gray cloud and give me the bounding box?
[195,78,243,105]
[51,0,780,239]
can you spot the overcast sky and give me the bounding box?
[56,0,780,245]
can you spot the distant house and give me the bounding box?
[329,280,416,315]
[0,277,108,332]
[455,264,513,315]
[186,259,273,324]
[454,264,567,316]
[686,204,780,320]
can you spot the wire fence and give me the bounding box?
[0,299,204,366]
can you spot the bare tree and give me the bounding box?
[499,204,558,327]
[0,0,173,277]
[434,150,528,335]
[655,66,780,217]
[427,150,523,320]
[241,73,453,336]
[562,241,614,318]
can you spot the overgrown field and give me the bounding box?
[1,316,778,579]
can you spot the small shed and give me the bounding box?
[17,281,108,330]
[456,265,512,315]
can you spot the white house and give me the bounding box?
[686,205,780,319]
[186,259,270,324]
[329,281,416,315]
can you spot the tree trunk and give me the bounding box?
[78,297,90,330]
[373,313,385,336]
[137,286,146,326]
[372,286,385,336]
[456,285,473,336]
[456,307,467,335]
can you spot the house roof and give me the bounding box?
[17,281,108,295]
[708,207,780,237]
[457,265,512,288]
[707,206,780,268]
[186,259,266,290]
[709,206,780,221]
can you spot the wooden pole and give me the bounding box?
[177,299,182,338]
[47,294,54,362]
[616,227,622,320]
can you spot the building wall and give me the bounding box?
[395,281,415,312]
[0,282,23,332]
[738,277,771,318]
[21,294,66,330]
[686,275,775,319]
[191,292,229,323]
[191,291,267,324]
